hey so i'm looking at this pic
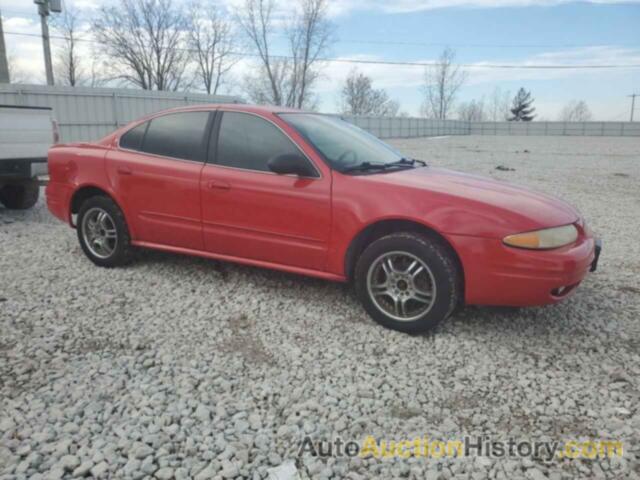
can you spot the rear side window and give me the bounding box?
[215,112,309,173]
[141,112,211,162]
[120,122,148,150]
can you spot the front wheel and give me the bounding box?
[355,232,462,333]
[77,196,133,267]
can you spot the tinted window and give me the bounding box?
[215,112,313,174]
[142,112,210,161]
[120,122,148,150]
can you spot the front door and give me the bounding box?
[106,111,212,250]
[200,111,331,271]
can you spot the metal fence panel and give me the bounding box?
[0,84,240,142]
[467,120,637,137]
[1,84,638,141]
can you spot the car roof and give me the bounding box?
[150,103,305,116]
[97,104,308,146]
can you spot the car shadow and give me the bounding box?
[129,246,610,343]
[132,247,353,292]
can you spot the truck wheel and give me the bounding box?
[355,232,462,334]
[77,196,133,268]
[0,181,40,210]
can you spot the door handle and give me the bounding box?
[207,180,230,191]
[117,166,132,175]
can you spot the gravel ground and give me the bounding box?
[1,135,639,480]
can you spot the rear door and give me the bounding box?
[200,111,331,271]
[106,111,213,250]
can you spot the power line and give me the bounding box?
[2,9,640,50]
[335,38,640,50]
[5,30,640,70]
[629,94,638,122]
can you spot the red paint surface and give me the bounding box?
[46,104,596,307]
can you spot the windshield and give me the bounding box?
[279,113,405,172]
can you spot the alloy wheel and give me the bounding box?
[81,207,118,259]
[366,251,437,322]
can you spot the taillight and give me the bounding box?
[52,119,60,144]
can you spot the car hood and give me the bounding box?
[366,166,580,235]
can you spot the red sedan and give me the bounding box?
[46,105,601,333]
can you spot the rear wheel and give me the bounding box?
[355,232,462,333]
[77,196,133,267]
[0,180,40,210]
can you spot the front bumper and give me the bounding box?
[449,233,599,307]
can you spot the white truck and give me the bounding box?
[0,105,56,209]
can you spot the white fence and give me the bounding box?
[341,116,470,139]
[1,84,639,142]
[342,116,640,138]
[0,84,240,142]
[468,121,640,137]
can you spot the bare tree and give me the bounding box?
[457,98,486,122]
[559,100,593,121]
[187,1,236,95]
[341,69,399,116]
[287,0,331,108]
[238,0,332,108]
[237,0,285,105]
[51,8,83,86]
[87,56,108,87]
[93,0,192,91]
[487,87,511,121]
[421,47,467,119]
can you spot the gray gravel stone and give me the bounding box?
[155,467,175,479]
[90,461,109,478]
[132,444,155,460]
[59,455,80,471]
[1,136,638,479]
[72,461,93,477]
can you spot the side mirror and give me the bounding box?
[268,153,316,177]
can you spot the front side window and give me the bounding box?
[215,112,314,175]
[119,122,148,151]
[141,111,211,162]
[279,113,404,172]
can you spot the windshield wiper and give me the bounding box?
[342,157,427,173]
[342,162,409,173]
[388,157,428,168]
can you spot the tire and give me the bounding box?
[355,232,462,334]
[0,180,40,210]
[77,195,133,268]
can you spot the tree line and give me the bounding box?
[9,0,594,121]
[47,0,332,107]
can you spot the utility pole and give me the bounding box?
[630,94,638,122]
[34,0,62,86]
[0,9,9,83]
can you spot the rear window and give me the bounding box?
[140,112,211,162]
[119,122,148,150]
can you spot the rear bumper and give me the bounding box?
[0,157,48,179]
[45,181,74,224]
[450,233,598,306]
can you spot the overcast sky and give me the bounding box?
[1,0,639,119]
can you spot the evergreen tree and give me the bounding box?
[509,88,536,122]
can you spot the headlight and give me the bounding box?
[503,224,578,250]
